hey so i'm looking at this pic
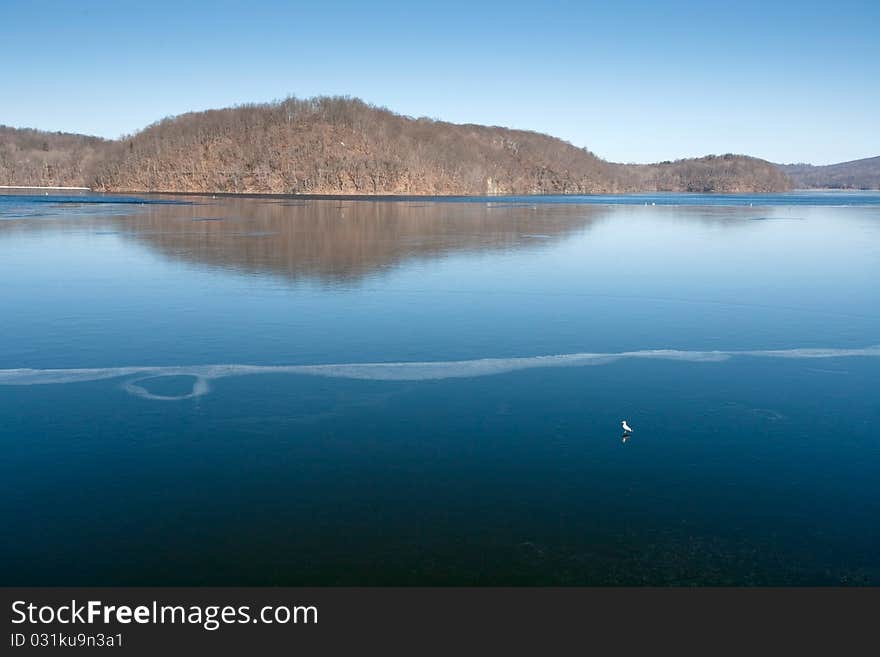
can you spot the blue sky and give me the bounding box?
[1,0,877,164]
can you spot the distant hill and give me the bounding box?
[0,126,107,188]
[777,156,880,190]
[2,96,791,194]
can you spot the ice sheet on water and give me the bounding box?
[0,346,878,401]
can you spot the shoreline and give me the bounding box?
[2,187,879,202]
[0,185,91,191]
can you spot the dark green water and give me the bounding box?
[1,192,878,584]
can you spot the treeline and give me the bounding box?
[624,154,791,193]
[0,126,107,187]
[2,96,792,194]
[778,156,880,190]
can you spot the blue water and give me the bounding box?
[1,191,878,584]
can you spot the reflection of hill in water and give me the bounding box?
[0,196,789,283]
[109,198,604,282]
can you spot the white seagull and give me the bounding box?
[621,420,633,433]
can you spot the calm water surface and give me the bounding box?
[1,191,878,584]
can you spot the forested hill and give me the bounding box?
[777,156,880,190]
[0,126,107,188]
[2,96,792,194]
